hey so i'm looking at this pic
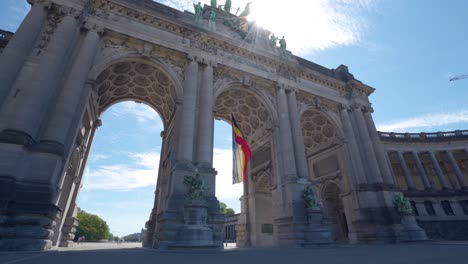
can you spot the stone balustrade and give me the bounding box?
[379,130,468,142]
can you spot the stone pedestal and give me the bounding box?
[303,208,333,246]
[59,215,79,247]
[0,178,61,251]
[397,214,428,242]
[168,202,220,250]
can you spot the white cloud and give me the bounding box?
[213,148,243,199]
[82,152,159,190]
[111,101,163,132]
[154,0,376,55]
[9,1,29,16]
[377,110,468,132]
[90,154,110,163]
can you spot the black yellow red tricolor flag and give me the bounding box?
[232,114,252,184]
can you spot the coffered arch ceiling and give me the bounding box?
[215,87,273,148]
[94,61,177,126]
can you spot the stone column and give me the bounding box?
[52,173,78,246]
[1,7,80,140]
[363,107,394,185]
[446,150,467,190]
[338,105,366,185]
[286,89,308,178]
[276,86,297,177]
[0,0,49,107]
[397,151,416,190]
[177,58,199,162]
[195,62,214,167]
[351,105,383,183]
[42,23,102,146]
[412,151,432,190]
[428,151,450,190]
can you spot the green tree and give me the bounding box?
[219,202,235,216]
[75,209,111,242]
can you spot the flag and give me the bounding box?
[232,114,251,184]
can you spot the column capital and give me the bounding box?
[82,21,104,35]
[337,103,352,112]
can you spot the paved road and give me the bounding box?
[1,242,467,264]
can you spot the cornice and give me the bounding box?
[88,0,372,98]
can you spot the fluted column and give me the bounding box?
[339,105,366,185]
[195,62,214,167]
[352,105,383,183]
[42,23,102,146]
[397,151,415,190]
[446,150,467,190]
[177,58,199,162]
[428,151,450,190]
[0,0,49,107]
[276,86,297,177]
[286,89,308,178]
[1,7,80,139]
[412,151,432,190]
[363,107,394,185]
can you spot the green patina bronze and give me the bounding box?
[303,185,320,210]
[393,193,414,214]
[184,175,208,202]
[193,2,203,26]
[269,33,278,47]
[224,0,232,12]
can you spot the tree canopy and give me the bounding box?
[219,202,236,216]
[75,209,111,242]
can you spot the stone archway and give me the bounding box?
[215,86,277,247]
[52,58,180,247]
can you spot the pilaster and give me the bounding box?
[397,151,416,190]
[195,60,215,167]
[412,151,432,190]
[428,151,451,190]
[177,56,199,163]
[286,88,308,178]
[42,21,103,148]
[0,0,50,107]
[0,4,81,142]
[446,150,467,191]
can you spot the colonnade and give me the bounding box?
[388,149,468,191]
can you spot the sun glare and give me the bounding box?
[233,0,367,55]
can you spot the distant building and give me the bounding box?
[0,30,14,53]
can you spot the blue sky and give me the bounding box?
[2,0,468,236]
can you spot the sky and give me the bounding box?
[1,0,468,236]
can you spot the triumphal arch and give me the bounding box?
[5,0,468,251]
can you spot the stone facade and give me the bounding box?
[1,0,455,251]
[380,130,468,240]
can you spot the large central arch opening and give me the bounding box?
[214,84,277,247]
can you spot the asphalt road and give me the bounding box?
[1,242,467,264]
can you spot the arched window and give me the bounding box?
[424,201,436,216]
[410,201,418,216]
[441,200,455,216]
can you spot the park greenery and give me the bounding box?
[219,202,235,216]
[75,208,111,242]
